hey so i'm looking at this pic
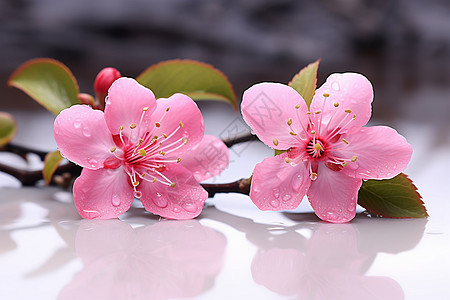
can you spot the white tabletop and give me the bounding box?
[1,102,449,300]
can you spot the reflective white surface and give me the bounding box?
[1,103,450,299]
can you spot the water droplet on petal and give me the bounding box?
[270,199,280,208]
[332,82,340,91]
[291,173,303,191]
[282,194,291,201]
[74,120,82,128]
[310,173,318,181]
[111,195,121,207]
[273,188,280,199]
[134,191,142,199]
[153,195,168,208]
[173,207,181,213]
[82,127,91,137]
[182,201,198,212]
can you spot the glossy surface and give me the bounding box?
[1,104,449,299]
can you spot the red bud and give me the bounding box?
[94,67,121,110]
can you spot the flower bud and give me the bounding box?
[94,67,121,110]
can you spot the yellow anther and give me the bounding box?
[314,143,322,151]
[177,158,181,163]
[345,109,352,113]
[285,157,290,163]
[273,138,279,146]
[306,111,311,115]
[323,93,330,97]
[110,146,117,152]
[142,173,146,177]
[311,130,316,135]
[351,155,358,162]
[155,122,161,128]
[343,162,348,167]
[287,118,292,126]
[139,149,147,156]
[133,181,140,187]
[315,110,321,114]
[138,138,144,145]
[353,114,356,120]
[179,121,184,128]
[143,107,149,111]
[159,151,166,156]
[295,104,301,109]
[183,137,188,144]
[289,131,297,136]
[130,123,137,129]
[334,102,339,107]
[152,135,158,140]
[166,107,170,112]
[170,182,177,188]
[152,178,157,183]
[342,138,349,144]
[163,133,167,138]
[119,125,124,131]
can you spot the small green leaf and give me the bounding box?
[43,150,64,185]
[288,59,320,108]
[8,58,80,115]
[0,112,17,147]
[274,149,287,156]
[358,173,428,218]
[136,59,237,110]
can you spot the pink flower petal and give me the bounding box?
[307,163,362,223]
[311,73,373,134]
[104,77,156,139]
[180,135,229,182]
[139,164,208,219]
[250,154,311,211]
[241,83,309,150]
[73,167,135,219]
[150,93,205,156]
[338,126,413,179]
[54,105,116,169]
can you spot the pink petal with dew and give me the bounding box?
[311,73,373,135]
[307,163,362,223]
[104,77,156,139]
[180,135,229,182]
[241,83,309,150]
[250,153,311,211]
[73,167,135,219]
[151,93,205,155]
[139,164,208,219]
[338,126,412,180]
[54,105,116,169]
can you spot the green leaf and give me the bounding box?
[43,150,64,185]
[0,112,17,147]
[358,173,428,218]
[8,58,80,115]
[288,59,320,108]
[136,59,237,110]
[274,149,287,156]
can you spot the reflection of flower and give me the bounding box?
[58,219,227,300]
[251,223,405,300]
[54,78,229,220]
[241,73,412,222]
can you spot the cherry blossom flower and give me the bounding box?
[54,77,229,220]
[241,73,412,223]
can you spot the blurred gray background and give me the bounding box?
[1,0,450,126]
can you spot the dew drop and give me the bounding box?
[282,194,291,201]
[173,207,181,213]
[272,188,280,199]
[74,120,82,129]
[134,191,142,199]
[310,173,318,181]
[153,195,168,208]
[291,173,303,191]
[82,127,91,137]
[270,199,280,208]
[88,158,98,168]
[111,195,121,207]
[332,82,340,91]
[182,201,198,212]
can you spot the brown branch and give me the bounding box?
[3,143,48,160]
[201,178,251,197]
[222,133,258,148]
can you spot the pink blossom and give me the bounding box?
[54,77,229,220]
[241,73,412,223]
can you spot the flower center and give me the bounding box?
[306,139,325,158]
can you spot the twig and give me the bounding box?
[221,133,258,148]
